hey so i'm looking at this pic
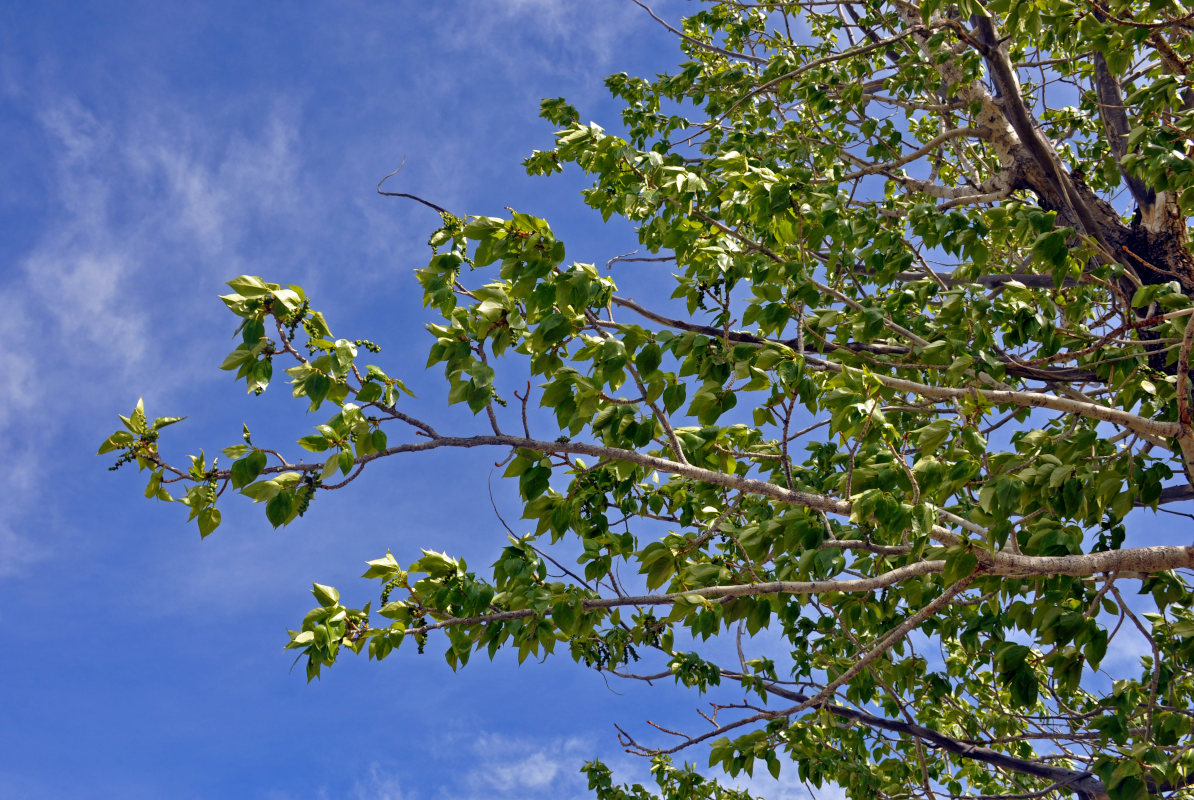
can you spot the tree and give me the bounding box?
[99,1,1194,798]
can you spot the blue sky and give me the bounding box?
[0,3,832,798]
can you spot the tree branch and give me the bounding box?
[377,161,449,214]
[1092,50,1155,210]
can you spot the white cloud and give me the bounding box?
[463,731,592,798]
[0,90,309,580]
[0,519,43,579]
[309,728,837,800]
[351,763,411,800]
[26,249,147,365]
[0,296,38,434]
[12,91,307,396]
[488,0,640,64]
[38,95,111,169]
[485,750,562,791]
[122,102,303,256]
[448,2,654,109]
[299,733,598,800]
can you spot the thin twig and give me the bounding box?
[377,159,450,214]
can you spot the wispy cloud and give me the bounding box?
[351,762,411,800]
[11,91,307,399]
[0,88,309,579]
[307,733,595,800]
[0,519,42,579]
[462,731,593,798]
[474,0,646,78]
[0,295,40,438]
[0,1,672,585]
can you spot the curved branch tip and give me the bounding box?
[377,158,450,215]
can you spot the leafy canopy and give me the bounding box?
[102,1,1194,798]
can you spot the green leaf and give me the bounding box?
[298,434,330,453]
[265,490,296,527]
[242,479,281,503]
[118,398,148,434]
[197,507,221,538]
[942,547,978,585]
[635,344,662,376]
[242,318,266,345]
[312,583,341,607]
[305,373,331,408]
[227,275,273,297]
[363,551,400,579]
[98,430,135,454]
[247,359,273,393]
[220,348,254,371]
[356,381,383,404]
[913,419,951,453]
[230,449,268,489]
